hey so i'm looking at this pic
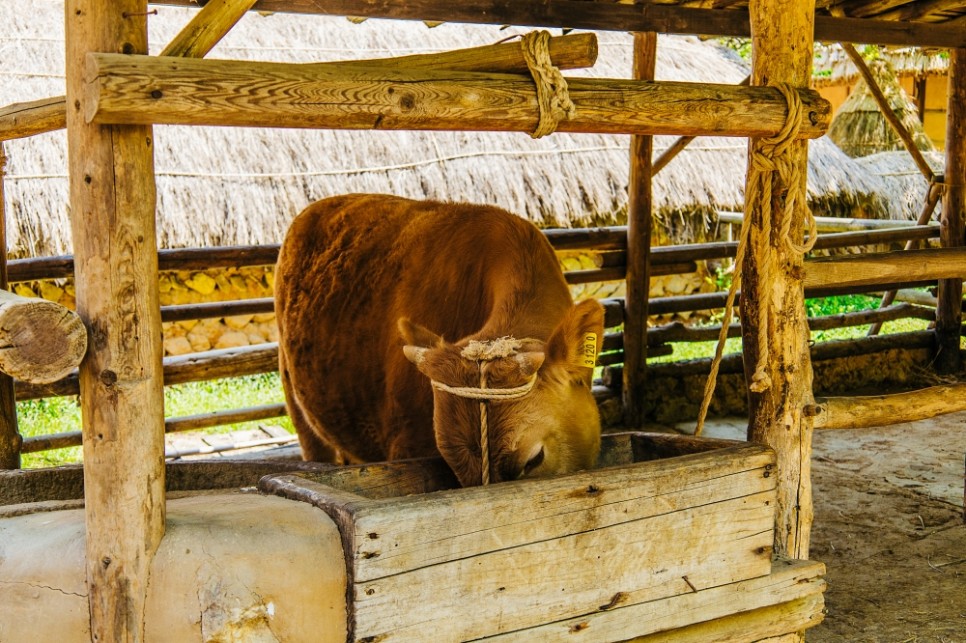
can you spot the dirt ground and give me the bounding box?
[690,413,966,642]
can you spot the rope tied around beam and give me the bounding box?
[430,337,538,485]
[520,30,575,138]
[695,83,818,436]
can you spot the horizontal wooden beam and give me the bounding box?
[84,53,831,139]
[803,247,966,291]
[150,0,966,48]
[811,383,966,430]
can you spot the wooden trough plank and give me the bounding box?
[83,53,831,139]
[352,492,775,641]
[261,443,777,641]
[479,559,825,642]
[350,445,775,581]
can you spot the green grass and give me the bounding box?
[18,373,293,469]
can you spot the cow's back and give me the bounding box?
[275,194,572,463]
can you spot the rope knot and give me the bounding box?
[520,30,576,138]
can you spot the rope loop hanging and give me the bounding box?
[520,30,576,138]
[695,82,816,436]
[429,337,538,485]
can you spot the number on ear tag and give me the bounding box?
[580,332,598,368]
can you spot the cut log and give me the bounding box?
[0,289,87,384]
[83,53,831,139]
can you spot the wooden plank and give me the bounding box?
[66,1,165,640]
[622,31,656,429]
[83,53,832,139]
[812,382,966,430]
[803,247,966,290]
[481,559,824,642]
[150,0,966,48]
[626,595,825,643]
[936,47,966,373]
[346,445,775,582]
[742,0,816,572]
[353,492,775,641]
[261,443,778,640]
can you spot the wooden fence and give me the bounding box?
[10,219,954,458]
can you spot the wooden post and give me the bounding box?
[0,144,20,469]
[936,48,966,374]
[742,0,817,577]
[622,32,656,428]
[65,2,165,641]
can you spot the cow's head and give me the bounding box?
[400,299,604,487]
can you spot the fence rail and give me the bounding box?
[8,221,957,458]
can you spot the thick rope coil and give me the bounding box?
[520,30,576,139]
[695,83,815,436]
[429,337,538,485]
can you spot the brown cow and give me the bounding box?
[275,194,604,486]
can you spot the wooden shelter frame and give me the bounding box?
[0,0,963,640]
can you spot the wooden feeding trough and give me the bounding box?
[0,433,825,641]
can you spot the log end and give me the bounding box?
[0,292,88,384]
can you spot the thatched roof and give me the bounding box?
[813,45,949,87]
[3,2,891,258]
[827,59,936,158]
[854,151,945,222]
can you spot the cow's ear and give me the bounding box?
[399,318,443,368]
[546,299,604,381]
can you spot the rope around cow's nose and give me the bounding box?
[429,337,538,485]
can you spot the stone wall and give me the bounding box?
[12,266,277,357]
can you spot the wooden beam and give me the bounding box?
[936,48,966,373]
[159,0,259,57]
[742,0,817,580]
[811,383,966,430]
[623,31,656,429]
[150,0,966,48]
[804,247,966,291]
[66,1,164,640]
[0,145,20,469]
[0,0,256,142]
[83,53,832,139]
[0,97,66,143]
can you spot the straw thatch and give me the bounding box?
[813,44,949,88]
[3,2,890,258]
[827,59,936,158]
[854,150,945,222]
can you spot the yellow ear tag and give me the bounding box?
[580,332,598,368]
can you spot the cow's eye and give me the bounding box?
[523,446,545,476]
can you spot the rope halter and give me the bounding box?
[429,337,538,486]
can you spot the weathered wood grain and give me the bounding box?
[804,247,966,290]
[0,289,87,384]
[83,53,831,139]
[742,0,817,573]
[488,559,825,642]
[261,441,779,641]
[812,382,966,430]
[66,1,165,640]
